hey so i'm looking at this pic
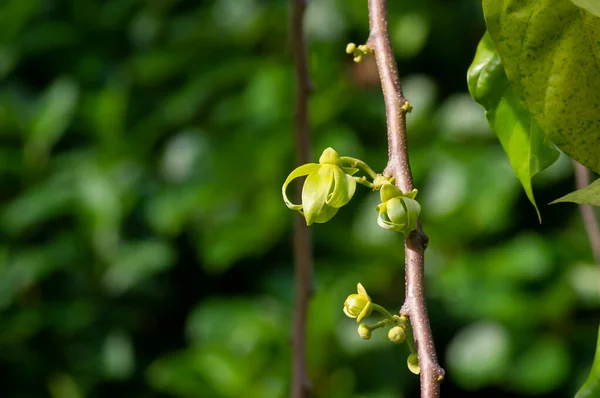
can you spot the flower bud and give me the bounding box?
[358,323,371,340]
[388,326,406,344]
[376,183,420,236]
[407,353,420,375]
[343,283,372,322]
[346,43,356,54]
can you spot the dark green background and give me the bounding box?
[0,0,597,397]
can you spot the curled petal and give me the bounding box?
[326,166,356,208]
[343,304,355,318]
[282,163,320,210]
[386,197,407,226]
[402,198,421,234]
[302,166,334,225]
[356,301,372,322]
[377,211,401,232]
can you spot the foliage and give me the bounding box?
[484,0,600,174]
[0,0,598,397]
[552,179,600,207]
[467,32,558,219]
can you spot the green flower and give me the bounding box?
[282,148,358,225]
[376,183,421,236]
[343,283,372,322]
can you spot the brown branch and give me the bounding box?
[290,0,313,397]
[574,161,600,267]
[366,0,444,396]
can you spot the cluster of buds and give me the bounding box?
[282,147,421,236]
[345,42,372,63]
[343,283,420,375]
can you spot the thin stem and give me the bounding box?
[371,303,396,321]
[341,156,378,179]
[290,0,313,397]
[574,161,600,267]
[353,176,375,189]
[366,0,444,396]
[368,318,393,330]
[404,321,418,355]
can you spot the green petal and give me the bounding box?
[319,147,341,165]
[357,302,372,323]
[386,197,408,227]
[310,204,339,224]
[402,197,421,234]
[326,166,356,208]
[380,183,403,202]
[282,163,320,210]
[404,189,418,200]
[377,211,401,232]
[302,166,334,225]
[357,283,368,297]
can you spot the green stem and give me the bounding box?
[341,156,378,179]
[353,176,375,189]
[405,321,417,355]
[367,318,391,331]
[371,303,395,322]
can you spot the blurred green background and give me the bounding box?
[0,0,598,397]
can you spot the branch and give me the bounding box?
[574,161,600,267]
[290,0,314,397]
[366,0,444,396]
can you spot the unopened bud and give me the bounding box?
[358,323,371,340]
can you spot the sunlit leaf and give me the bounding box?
[467,32,559,220]
[576,327,600,398]
[483,0,600,174]
[551,178,600,206]
[570,0,600,17]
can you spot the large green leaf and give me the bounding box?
[570,0,600,17]
[576,326,600,398]
[467,32,559,220]
[483,0,600,174]
[551,178,600,206]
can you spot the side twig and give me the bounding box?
[366,0,444,396]
[574,161,600,267]
[290,0,314,397]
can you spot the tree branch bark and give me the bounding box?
[366,0,444,396]
[574,161,600,267]
[290,0,313,397]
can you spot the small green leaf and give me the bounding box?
[483,0,600,174]
[550,178,600,206]
[467,32,559,221]
[570,0,600,17]
[26,78,79,167]
[576,326,600,398]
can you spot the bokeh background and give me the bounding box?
[0,0,598,397]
